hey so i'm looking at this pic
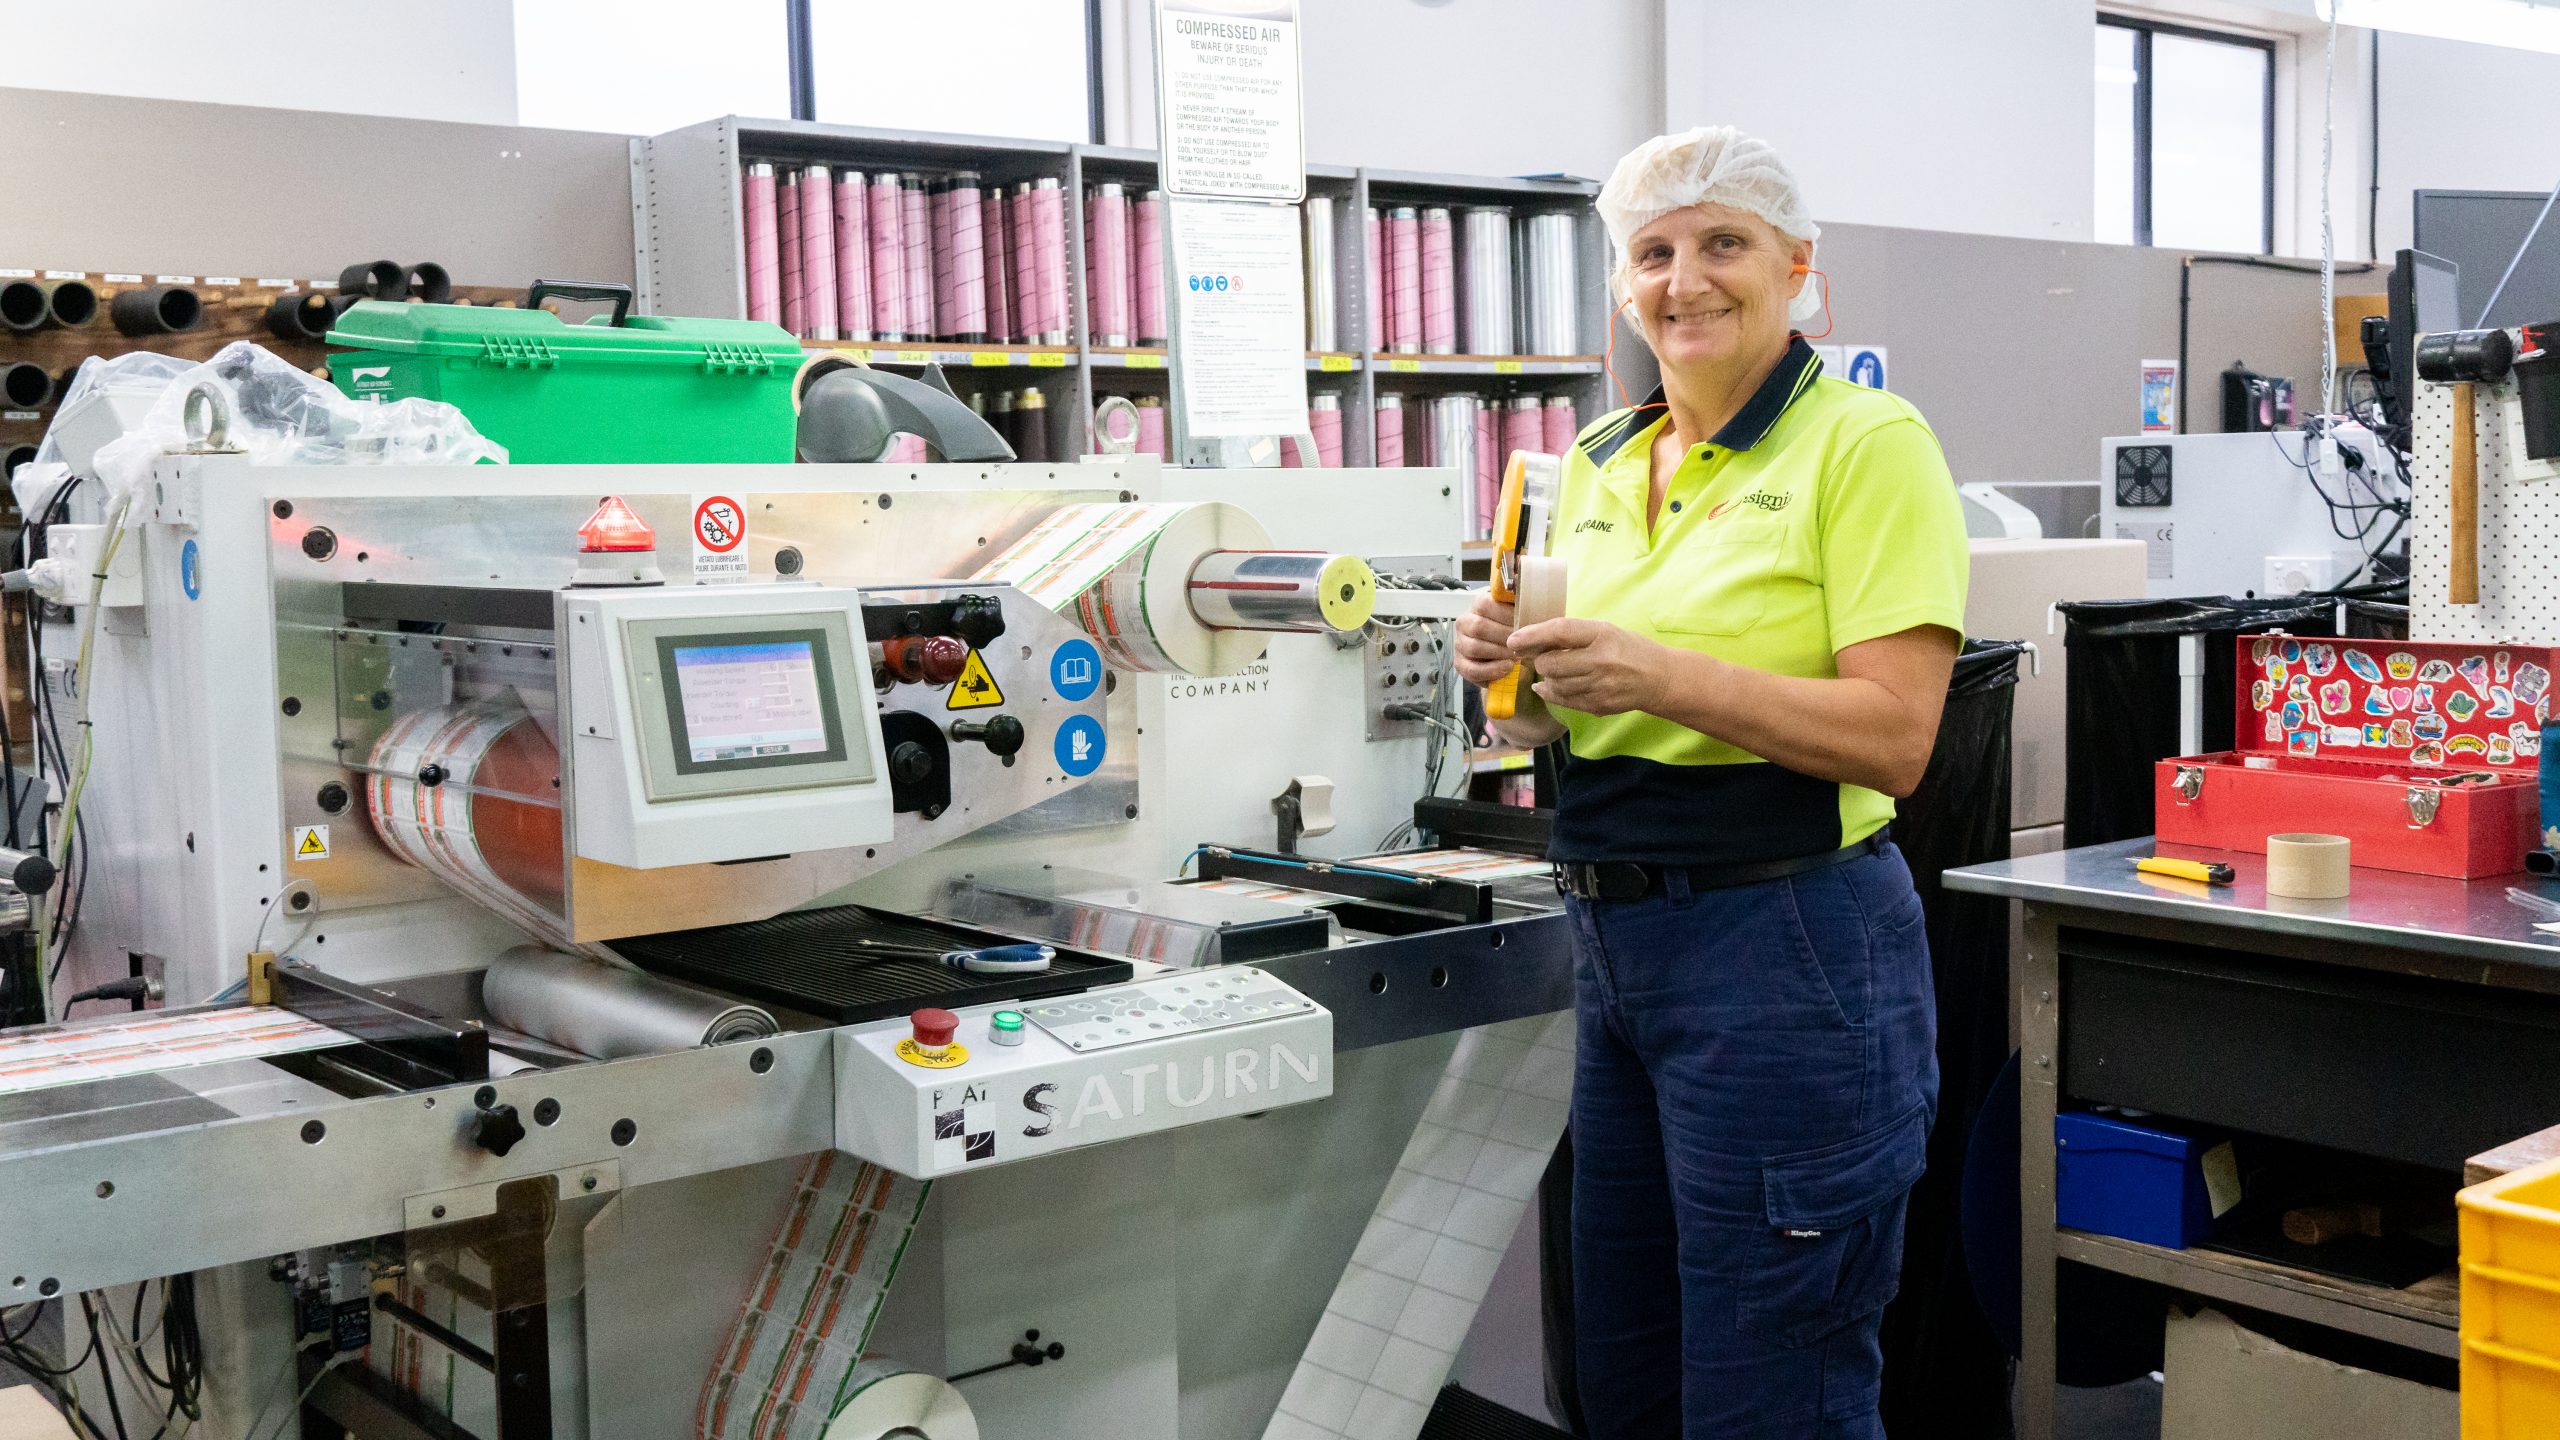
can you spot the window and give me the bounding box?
[515,0,791,134]
[2094,16,2273,254]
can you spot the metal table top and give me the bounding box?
[1945,836,2560,974]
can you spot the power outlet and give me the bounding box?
[2263,554,2334,595]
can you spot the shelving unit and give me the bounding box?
[629,116,1633,477]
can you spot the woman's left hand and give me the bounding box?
[1511,618,1687,716]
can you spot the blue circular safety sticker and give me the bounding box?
[1054,714,1106,777]
[1049,639,1102,702]
[180,539,200,600]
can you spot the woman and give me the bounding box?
[1454,127,1967,1438]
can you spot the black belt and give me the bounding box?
[1553,831,1889,903]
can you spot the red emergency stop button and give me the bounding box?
[911,1008,959,1050]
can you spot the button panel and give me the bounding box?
[1023,967,1314,1053]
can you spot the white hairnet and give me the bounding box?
[1598,126,1824,326]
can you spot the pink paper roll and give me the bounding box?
[1280,438,1304,468]
[1310,400,1343,468]
[1474,407,1498,532]
[1502,398,1543,474]
[1421,207,1455,354]
[1136,398,1166,456]
[930,183,956,343]
[800,165,838,342]
[1387,207,1420,353]
[833,169,871,342]
[1009,185,1041,342]
[901,177,932,343]
[1543,394,1578,455]
[982,186,1013,343]
[948,180,987,343]
[1134,190,1166,345]
[1375,397,1404,467]
[1365,207,1383,352]
[743,164,780,324]
[1088,183,1131,347]
[1030,179,1068,345]
[869,173,906,341]
[778,170,804,337]
[887,433,929,464]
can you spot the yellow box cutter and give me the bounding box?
[1485,451,1562,721]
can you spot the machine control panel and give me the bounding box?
[834,968,1333,1178]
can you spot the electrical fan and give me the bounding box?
[2115,444,2173,507]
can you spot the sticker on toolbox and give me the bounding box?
[2418,658,2455,683]
[2304,644,2336,676]
[2447,690,2480,723]
[2320,680,2350,715]
[2518,663,2551,706]
[2461,655,2492,692]
[2491,686,2516,717]
[2386,651,2418,680]
[2324,726,2360,748]
[2344,649,2383,682]
[2492,734,2517,764]
[2253,679,2273,709]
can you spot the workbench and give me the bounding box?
[1946,836,2560,1440]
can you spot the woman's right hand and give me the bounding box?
[1454,593,1521,686]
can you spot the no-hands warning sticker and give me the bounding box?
[692,494,748,584]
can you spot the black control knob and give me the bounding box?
[950,593,1008,650]
[890,740,938,786]
[471,1102,526,1157]
[949,715,1026,758]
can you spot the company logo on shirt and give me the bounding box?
[1572,519,1615,534]
[1708,489,1792,520]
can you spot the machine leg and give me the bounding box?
[489,1178,555,1440]
[2018,906,2062,1440]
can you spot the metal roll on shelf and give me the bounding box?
[481,946,775,1060]
[1303,195,1338,352]
[1429,393,1484,529]
[1520,212,1581,355]
[1460,207,1513,356]
[110,285,200,337]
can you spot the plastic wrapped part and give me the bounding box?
[1878,638,2025,1437]
[369,699,568,947]
[482,945,775,1060]
[2058,595,2342,846]
[44,341,503,511]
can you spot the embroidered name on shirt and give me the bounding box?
[1709,489,1793,520]
[1573,519,1615,534]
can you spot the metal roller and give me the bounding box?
[1187,549,1377,634]
[481,945,777,1060]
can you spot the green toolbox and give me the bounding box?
[327,281,803,463]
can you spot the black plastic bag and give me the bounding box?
[2059,596,2341,847]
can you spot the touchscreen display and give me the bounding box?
[670,638,832,764]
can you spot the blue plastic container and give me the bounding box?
[2055,1111,2232,1249]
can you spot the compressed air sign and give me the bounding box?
[1155,0,1304,202]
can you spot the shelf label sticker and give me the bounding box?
[205,277,241,287]
[692,493,748,585]
[833,346,874,363]
[1318,354,1353,372]
[154,275,195,284]
[1028,350,1068,367]
[1125,352,1166,368]
[946,650,1005,710]
[891,349,932,364]
[293,825,331,861]
[256,278,298,289]
[971,351,1009,367]
[0,269,32,279]
[43,270,83,280]
[104,274,142,284]
[1388,357,1420,372]
[3,411,37,423]
[1494,359,1523,374]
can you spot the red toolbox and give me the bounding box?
[2154,635,2554,878]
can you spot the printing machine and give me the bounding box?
[0,381,1573,1438]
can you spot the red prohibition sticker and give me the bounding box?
[693,495,744,553]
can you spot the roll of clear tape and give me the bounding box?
[823,1363,976,1440]
[1516,554,1568,629]
[368,701,569,948]
[973,502,1372,675]
[482,945,775,1059]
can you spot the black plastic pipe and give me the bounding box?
[405,262,453,305]
[1,362,50,409]
[340,261,407,302]
[1,280,96,332]
[110,285,201,336]
[267,291,342,342]
[3,445,35,479]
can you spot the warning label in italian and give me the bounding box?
[947,651,1005,710]
[693,494,747,585]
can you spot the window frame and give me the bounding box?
[2099,12,2276,255]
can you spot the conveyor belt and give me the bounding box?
[611,905,1132,1024]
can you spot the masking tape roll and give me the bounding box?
[2265,833,2350,899]
[822,1363,976,1440]
[1515,554,1568,629]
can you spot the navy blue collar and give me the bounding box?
[1579,336,1824,465]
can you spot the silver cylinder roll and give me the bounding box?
[1186,549,1377,634]
[1429,391,1482,482]
[482,945,777,1060]
[1460,206,1514,356]
[1522,211,1581,355]
[1303,195,1338,352]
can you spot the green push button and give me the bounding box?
[989,1011,1025,1047]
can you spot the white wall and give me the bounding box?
[1104,0,1662,180]
[0,0,517,123]
[1663,0,2098,242]
[2374,29,2560,257]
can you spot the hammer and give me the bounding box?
[2416,328,2516,606]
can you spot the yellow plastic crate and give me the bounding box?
[2459,1155,2560,1437]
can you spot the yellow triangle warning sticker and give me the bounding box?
[946,650,1005,710]
[293,825,330,860]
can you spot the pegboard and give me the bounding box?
[2410,374,2560,646]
